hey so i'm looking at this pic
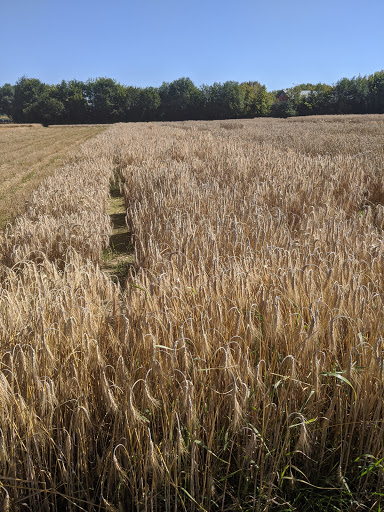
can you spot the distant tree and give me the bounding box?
[270,89,297,118]
[159,78,204,120]
[87,78,126,123]
[4,69,383,123]
[24,93,65,126]
[220,81,245,119]
[137,87,161,121]
[240,81,272,117]
[312,83,336,114]
[296,93,314,116]
[335,75,369,114]
[289,85,316,116]
[367,70,384,113]
[0,83,15,118]
[120,86,140,121]
[55,80,89,123]
[284,96,298,117]
[200,83,217,119]
[13,77,48,122]
[203,81,245,119]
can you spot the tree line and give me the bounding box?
[0,71,383,125]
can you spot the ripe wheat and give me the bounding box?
[0,116,383,510]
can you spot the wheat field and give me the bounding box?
[0,115,383,511]
[0,124,107,226]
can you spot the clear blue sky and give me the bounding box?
[1,0,383,91]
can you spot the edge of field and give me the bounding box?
[0,124,109,227]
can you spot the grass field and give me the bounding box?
[0,124,107,226]
[0,115,383,511]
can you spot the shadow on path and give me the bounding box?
[102,187,135,288]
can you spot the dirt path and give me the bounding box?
[102,185,135,287]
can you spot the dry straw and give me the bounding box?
[0,116,383,510]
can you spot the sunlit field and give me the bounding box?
[0,124,107,226]
[0,115,383,511]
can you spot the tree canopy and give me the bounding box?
[1,70,383,124]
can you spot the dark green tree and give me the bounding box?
[13,77,47,122]
[4,69,382,123]
[121,86,141,121]
[367,70,384,113]
[335,75,369,114]
[55,80,89,123]
[312,83,336,114]
[270,90,297,118]
[203,81,245,119]
[24,93,65,126]
[0,83,15,118]
[159,77,204,120]
[137,87,161,121]
[86,78,126,123]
